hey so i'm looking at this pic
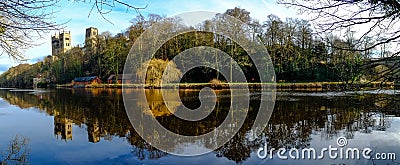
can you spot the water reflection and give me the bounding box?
[54,116,73,141]
[140,89,181,117]
[0,135,30,164]
[0,89,398,164]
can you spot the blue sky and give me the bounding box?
[0,0,300,74]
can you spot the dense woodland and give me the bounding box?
[0,7,387,88]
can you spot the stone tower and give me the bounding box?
[85,27,99,54]
[51,31,71,56]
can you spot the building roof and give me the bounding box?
[73,76,98,82]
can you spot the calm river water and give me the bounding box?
[0,88,399,165]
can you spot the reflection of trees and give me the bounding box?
[215,134,251,163]
[130,89,246,153]
[0,89,398,163]
[155,89,234,136]
[128,130,167,160]
[138,89,181,117]
[235,94,395,163]
[0,135,30,165]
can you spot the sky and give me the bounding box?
[0,0,301,74]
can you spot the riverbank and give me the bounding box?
[54,82,396,91]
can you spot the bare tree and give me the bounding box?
[278,0,400,54]
[278,0,400,84]
[0,0,145,61]
[84,0,147,24]
[0,0,60,60]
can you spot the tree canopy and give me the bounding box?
[0,7,395,88]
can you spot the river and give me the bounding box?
[0,88,399,164]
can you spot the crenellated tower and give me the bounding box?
[51,31,71,56]
[85,27,99,55]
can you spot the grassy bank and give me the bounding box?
[54,82,396,90]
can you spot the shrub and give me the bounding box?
[210,78,224,89]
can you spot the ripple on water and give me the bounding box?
[0,88,17,90]
[353,89,400,95]
[277,89,400,97]
[9,89,38,92]
[277,91,352,97]
[8,89,50,94]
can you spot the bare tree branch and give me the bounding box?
[278,0,400,86]
[278,0,400,54]
[0,0,146,61]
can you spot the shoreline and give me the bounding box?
[52,82,396,91]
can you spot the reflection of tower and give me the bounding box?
[87,119,100,143]
[85,27,98,55]
[372,113,391,131]
[51,31,72,56]
[54,116,73,141]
